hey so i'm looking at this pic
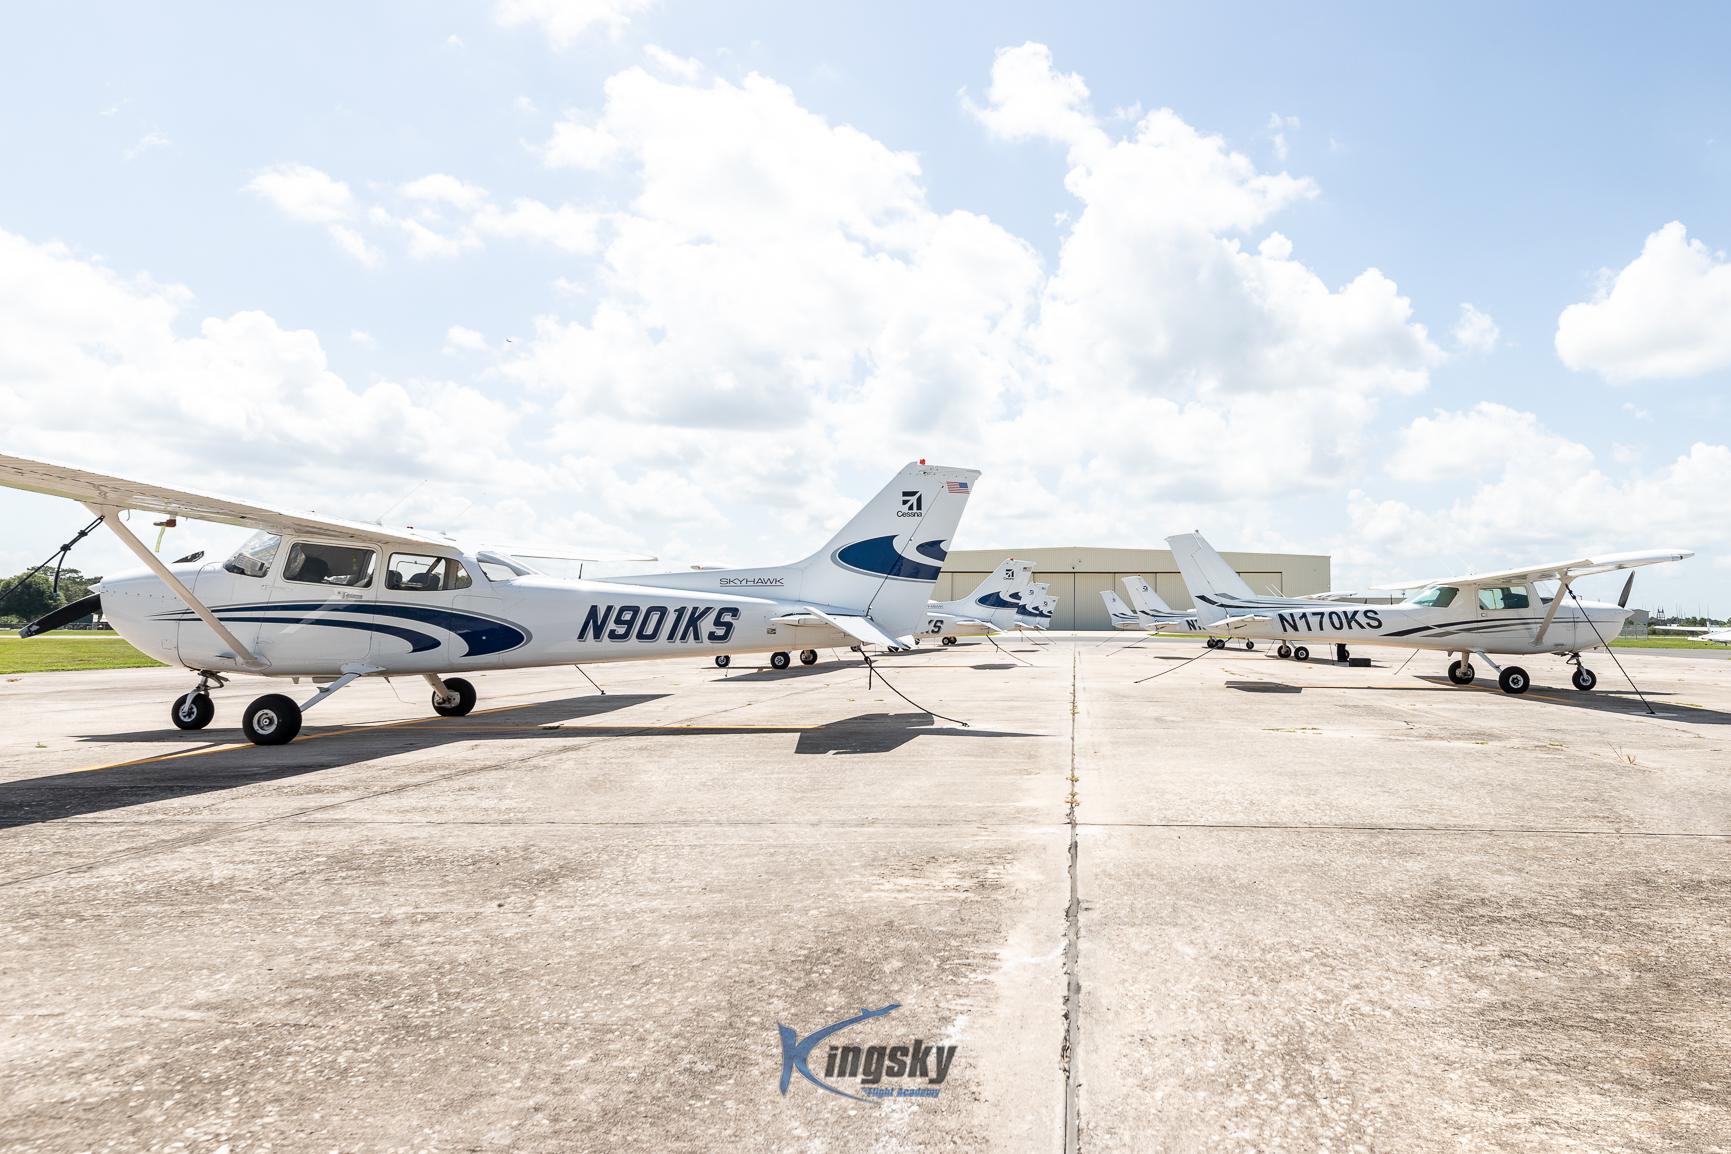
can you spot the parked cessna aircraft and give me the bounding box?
[1168,531,1692,694]
[1118,575,1209,638]
[0,453,978,743]
[919,558,1038,645]
[1651,623,1731,645]
[1101,589,1142,630]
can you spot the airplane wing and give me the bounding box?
[477,544,658,565]
[1211,613,1272,633]
[0,451,448,552]
[1377,549,1694,590]
[771,607,905,649]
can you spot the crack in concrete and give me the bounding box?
[1062,642,1082,1152]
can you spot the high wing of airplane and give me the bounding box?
[1167,531,1693,694]
[0,452,979,744]
[917,558,1038,645]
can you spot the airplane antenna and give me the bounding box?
[572,664,606,695]
[859,650,969,727]
[375,479,428,524]
[1568,585,1655,716]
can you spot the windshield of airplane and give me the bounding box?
[223,531,282,578]
[475,550,537,581]
[1406,585,1459,608]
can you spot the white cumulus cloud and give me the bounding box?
[1452,302,1499,353]
[1556,221,1731,381]
[493,0,654,48]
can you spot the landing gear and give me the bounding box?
[430,676,477,717]
[1244,641,1256,651]
[714,654,731,668]
[770,651,791,670]
[1276,643,1292,659]
[171,691,214,731]
[799,649,819,665]
[1336,645,1351,663]
[1447,659,1475,685]
[1292,645,1310,662]
[1205,637,1223,649]
[941,635,958,647]
[1571,667,1597,691]
[243,694,302,746]
[170,671,226,731]
[1498,666,1530,695]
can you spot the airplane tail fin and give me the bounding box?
[1100,590,1139,627]
[1165,532,1252,625]
[1120,575,1173,614]
[945,557,1035,614]
[793,462,981,636]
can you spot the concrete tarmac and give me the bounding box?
[1,638,1728,1152]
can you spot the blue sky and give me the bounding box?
[3,2,1729,612]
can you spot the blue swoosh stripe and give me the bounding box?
[200,614,443,653]
[153,600,531,657]
[975,591,1023,610]
[833,536,943,582]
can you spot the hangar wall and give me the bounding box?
[936,546,1332,631]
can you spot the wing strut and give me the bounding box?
[86,503,267,670]
[1533,577,1572,646]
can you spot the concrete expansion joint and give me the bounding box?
[1062,644,1083,1153]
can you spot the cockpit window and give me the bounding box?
[387,553,473,592]
[1478,584,1530,610]
[283,542,376,588]
[1408,585,1459,608]
[223,531,282,578]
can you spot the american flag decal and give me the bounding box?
[945,480,970,494]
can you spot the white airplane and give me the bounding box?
[0,453,978,743]
[1651,623,1731,645]
[1100,589,1143,630]
[1168,531,1692,694]
[919,558,1039,645]
[1118,575,1211,639]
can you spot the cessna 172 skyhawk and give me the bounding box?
[1167,531,1692,694]
[919,558,1039,645]
[1119,575,1209,638]
[0,453,978,743]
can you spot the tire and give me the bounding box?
[799,649,818,666]
[1499,666,1530,695]
[432,676,477,717]
[1447,660,1475,685]
[714,654,731,668]
[243,694,302,746]
[171,691,214,731]
[941,636,958,647]
[1245,641,1256,651]
[1207,637,1223,650]
[1276,644,1292,659]
[770,651,791,670]
[1572,667,1597,692]
[1293,645,1310,662]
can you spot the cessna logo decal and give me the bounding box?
[577,604,740,643]
[897,491,923,518]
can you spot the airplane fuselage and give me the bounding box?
[99,562,857,678]
[1200,593,1629,655]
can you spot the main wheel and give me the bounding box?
[714,654,731,668]
[1244,641,1256,651]
[170,691,214,731]
[432,677,477,717]
[1499,666,1530,695]
[1276,643,1292,659]
[1292,645,1310,662]
[799,649,818,665]
[1447,660,1475,685]
[770,651,791,670]
[1571,667,1597,692]
[941,635,958,647]
[1205,638,1221,649]
[243,694,302,746]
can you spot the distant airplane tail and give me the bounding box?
[1100,590,1139,628]
[1165,532,1253,626]
[937,557,1035,616]
[1120,574,1173,614]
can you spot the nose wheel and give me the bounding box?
[1571,665,1597,691]
[770,651,791,670]
[1447,659,1475,685]
[430,676,477,717]
[170,691,215,730]
[714,654,731,668]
